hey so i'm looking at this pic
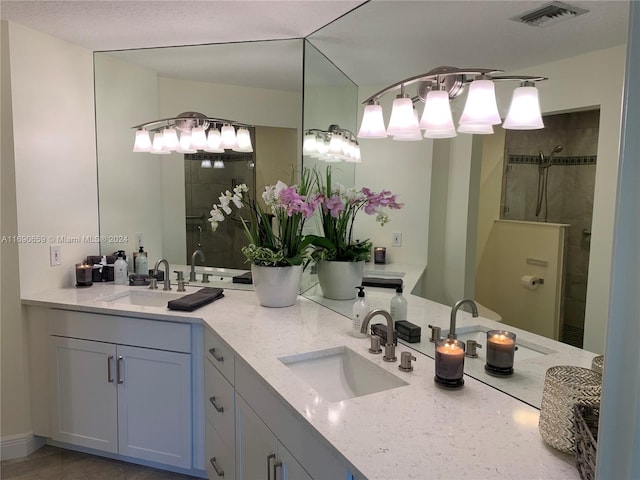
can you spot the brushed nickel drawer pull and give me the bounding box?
[209,457,224,477]
[209,396,224,413]
[208,347,224,362]
[107,355,114,383]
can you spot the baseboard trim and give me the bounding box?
[1,432,46,460]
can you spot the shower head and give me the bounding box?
[552,145,564,154]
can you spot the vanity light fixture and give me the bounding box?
[303,124,361,162]
[132,111,253,154]
[357,67,547,140]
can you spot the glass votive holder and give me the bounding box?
[75,263,93,287]
[434,338,465,388]
[374,247,386,264]
[485,330,516,376]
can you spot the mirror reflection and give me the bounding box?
[95,39,304,269]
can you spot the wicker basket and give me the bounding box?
[591,355,604,375]
[573,404,599,480]
[538,366,601,453]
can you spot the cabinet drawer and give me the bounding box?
[48,309,191,353]
[206,418,235,480]
[205,327,234,383]
[205,359,235,442]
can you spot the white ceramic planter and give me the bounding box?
[251,264,303,308]
[317,260,365,300]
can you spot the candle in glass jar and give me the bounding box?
[75,263,93,287]
[435,339,465,381]
[486,330,516,369]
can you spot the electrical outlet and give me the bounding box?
[392,232,402,247]
[136,233,144,248]
[50,245,62,266]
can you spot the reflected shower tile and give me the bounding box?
[577,164,597,194]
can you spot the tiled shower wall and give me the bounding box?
[184,152,255,269]
[502,110,599,345]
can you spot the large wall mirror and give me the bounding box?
[95,39,304,269]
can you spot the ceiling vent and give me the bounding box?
[512,1,589,27]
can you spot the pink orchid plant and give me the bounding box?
[307,166,404,262]
[208,170,318,267]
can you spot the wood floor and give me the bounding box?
[0,446,202,480]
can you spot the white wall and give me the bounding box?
[1,21,97,456]
[597,5,640,477]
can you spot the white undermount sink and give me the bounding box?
[102,289,185,307]
[442,325,557,361]
[279,346,408,402]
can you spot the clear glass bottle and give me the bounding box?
[390,286,407,322]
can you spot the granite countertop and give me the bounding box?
[22,264,586,479]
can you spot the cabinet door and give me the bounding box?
[116,345,192,469]
[237,396,277,480]
[276,442,312,480]
[49,336,118,452]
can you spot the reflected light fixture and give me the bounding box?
[304,124,361,162]
[357,67,547,140]
[132,112,253,154]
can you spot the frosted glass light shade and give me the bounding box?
[303,134,317,154]
[457,122,494,134]
[151,133,169,154]
[205,128,224,153]
[162,127,180,150]
[178,132,197,153]
[358,104,387,138]
[328,134,345,158]
[133,129,152,152]
[200,159,212,168]
[419,90,457,138]
[503,86,544,130]
[387,97,419,136]
[234,128,253,152]
[459,79,501,126]
[220,125,238,149]
[213,160,225,169]
[191,126,208,149]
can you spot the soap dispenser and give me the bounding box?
[352,286,369,338]
[135,246,148,275]
[390,286,407,322]
[114,250,128,285]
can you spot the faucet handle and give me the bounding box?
[177,279,189,292]
[148,278,158,290]
[465,339,482,358]
[202,273,211,283]
[399,351,416,372]
[174,270,185,281]
[428,324,441,343]
[369,335,382,354]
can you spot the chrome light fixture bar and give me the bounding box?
[132,111,253,154]
[358,67,547,140]
[303,124,361,163]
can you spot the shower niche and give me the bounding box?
[501,109,599,347]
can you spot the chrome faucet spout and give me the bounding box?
[153,259,171,291]
[449,299,479,339]
[361,309,397,362]
[190,249,205,281]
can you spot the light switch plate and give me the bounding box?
[392,232,402,247]
[50,245,62,266]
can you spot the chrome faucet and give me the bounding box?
[153,258,171,291]
[190,249,205,282]
[448,299,478,339]
[360,309,397,362]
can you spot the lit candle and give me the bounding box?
[435,338,465,387]
[486,330,516,370]
[75,263,93,287]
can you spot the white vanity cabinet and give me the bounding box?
[236,395,311,480]
[45,309,194,470]
[204,327,236,479]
